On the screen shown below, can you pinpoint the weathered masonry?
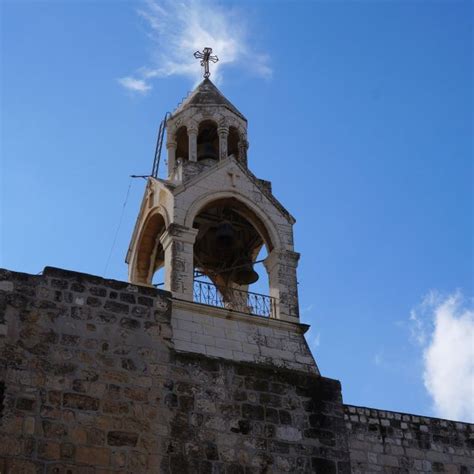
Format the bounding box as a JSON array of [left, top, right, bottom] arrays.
[[344, 405, 473, 473], [0, 267, 348, 473], [0, 268, 472, 473], [1, 59, 473, 473]]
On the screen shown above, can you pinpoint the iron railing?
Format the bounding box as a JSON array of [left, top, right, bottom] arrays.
[[193, 280, 276, 318]]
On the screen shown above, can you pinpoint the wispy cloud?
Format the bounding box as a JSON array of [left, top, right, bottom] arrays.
[[301, 304, 315, 315], [373, 351, 384, 367], [311, 332, 321, 348], [410, 291, 474, 422], [117, 76, 152, 94], [118, 0, 272, 93], [305, 325, 320, 354]]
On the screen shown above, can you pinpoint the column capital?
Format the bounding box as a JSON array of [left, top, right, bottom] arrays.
[[264, 249, 300, 271], [160, 224, 198, 249], [218, 126, 229, 136], [166, 141, 177, 149]]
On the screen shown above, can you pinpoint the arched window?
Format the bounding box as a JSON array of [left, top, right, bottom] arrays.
[[175, 126, 188, 161], [191, 198, 273, 316], [228, 126, 240, 160], [131, 213, 166, 285], [197, 120, 218, 162]]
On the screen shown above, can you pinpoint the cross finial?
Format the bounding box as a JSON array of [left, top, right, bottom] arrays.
[[193, 47, 219, 79]]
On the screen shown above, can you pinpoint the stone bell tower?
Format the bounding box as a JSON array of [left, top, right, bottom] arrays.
[[2, 48, 472, 474], [126, 48, 316, 373]]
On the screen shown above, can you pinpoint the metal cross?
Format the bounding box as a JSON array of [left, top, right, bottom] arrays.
[[193, 47, 219, 79]]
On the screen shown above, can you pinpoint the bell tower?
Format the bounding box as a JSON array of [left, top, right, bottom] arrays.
[[126, 50, 312, 374]]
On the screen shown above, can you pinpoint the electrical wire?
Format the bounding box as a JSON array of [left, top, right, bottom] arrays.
[[103, 177, 133, 277]]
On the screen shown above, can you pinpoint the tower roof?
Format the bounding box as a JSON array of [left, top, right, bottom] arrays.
[[173, 78, 246, 121]]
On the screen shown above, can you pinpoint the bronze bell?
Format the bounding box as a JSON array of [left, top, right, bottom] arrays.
[[215, 221, 234, 249], [197, 142, 218, 161], [232, 259, 259, 286]]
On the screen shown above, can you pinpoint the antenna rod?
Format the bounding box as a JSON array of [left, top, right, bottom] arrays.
[[152, 112, 171, 178]]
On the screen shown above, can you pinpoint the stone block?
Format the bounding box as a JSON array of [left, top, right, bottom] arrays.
[[38, 441, 61, 460], [224, 328, 247, 342], [23, 417, 35, 435], [173, 329, 192, 341], [379, 454, 399, 467], [311, 458, 336, 473], [16, 397, 36, 411], [0, 281, 14, 291], [260, 346, 293, 360], [192, 333, 215, 346], [107, 431, 138, 447], [241, 342, 260, 355], [63, 393, 100, 411], [232, 351, 255, 362], [212, 317, 234, 329], [76, 446, 110, 466], [242, 404, 264, 421], [206, 346, 234, 359], [42, 420, 67, 439], [174, 339, 206, 354], [177, 319, 203, 333], [276, 426, 302, 442], [214, 337, 242, 351]]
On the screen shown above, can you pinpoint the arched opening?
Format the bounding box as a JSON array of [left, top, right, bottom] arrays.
[[152, 267, 166, 289], [132, 213, 166, 286], [197, 120, 218, 162], [175, 126, 188, 161], [228, 126, 240, 160], [191, 198, 273, 316]]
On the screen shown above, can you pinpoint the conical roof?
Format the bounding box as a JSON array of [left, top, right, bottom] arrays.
[[173, 78, 246, 121]]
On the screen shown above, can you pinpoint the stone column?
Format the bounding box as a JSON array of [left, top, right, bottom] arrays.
[[264, 249, 300, 322], [166, 141, 177, 177], [239, 137, 249, 167], [160, 224, 198, 301], [218, 125, 229, 161], [188, 125, 198, 162]]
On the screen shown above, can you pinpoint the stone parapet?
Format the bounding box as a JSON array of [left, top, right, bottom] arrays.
[[171, 299, 318, 375], [344, 404, 474, 473]]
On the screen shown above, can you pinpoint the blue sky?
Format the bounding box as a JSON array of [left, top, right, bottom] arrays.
[[2, 0, 472, 421]]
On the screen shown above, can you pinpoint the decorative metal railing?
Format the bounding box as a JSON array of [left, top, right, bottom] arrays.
[[193, 280, 276, 318]]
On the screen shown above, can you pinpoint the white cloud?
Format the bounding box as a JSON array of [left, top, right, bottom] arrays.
[[118, 0, 271, 93], [373, 351, 383, 367], [410, 291, 474, 422], [305, 325, 320, 353], [117, 76, 152, 93], [301, 304, 314, 314], [311, 332, 321, 348]]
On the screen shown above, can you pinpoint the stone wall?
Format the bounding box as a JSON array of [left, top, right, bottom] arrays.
[[345, 405, 473, 473], [2, 266, 473, 473], [160, 352, 350, 473], [172, 300, 317, 375], [0, 267, 347, 473], [0, 266, 174, 473]]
